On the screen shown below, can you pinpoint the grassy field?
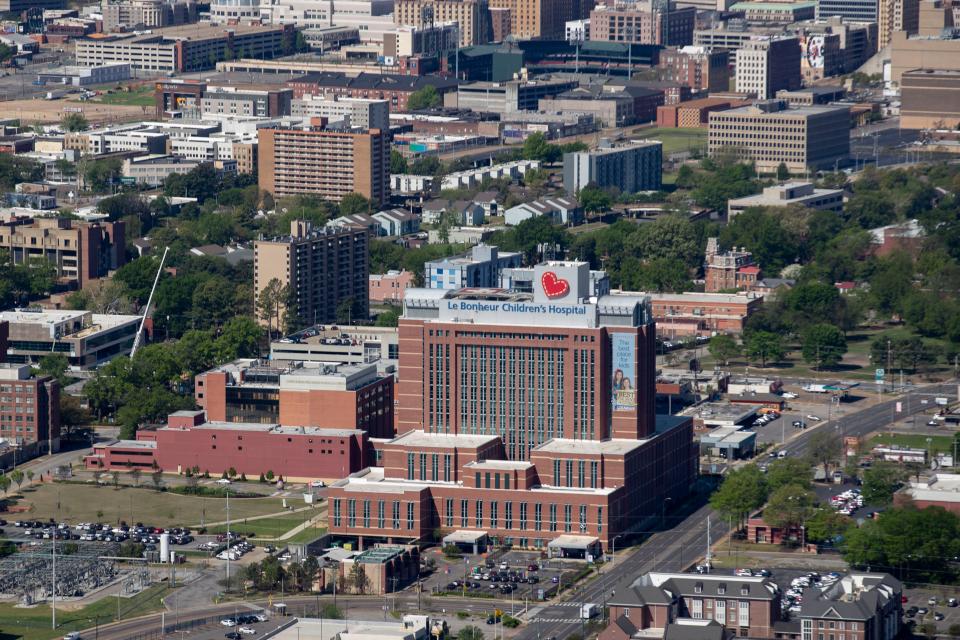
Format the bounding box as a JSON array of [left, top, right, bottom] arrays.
[[209, 511, 328, 543], [868, 433, 955, 455], [92, 85, 155, 107], [15, 483, 287, 528], [0, 584, 174, 640], [633, 128, 707, 155]]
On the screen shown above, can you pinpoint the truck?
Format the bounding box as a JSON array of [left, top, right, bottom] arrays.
[[45, 89, 67, 100], [580, 603, 599, 619], [802, 383, 830, 393]]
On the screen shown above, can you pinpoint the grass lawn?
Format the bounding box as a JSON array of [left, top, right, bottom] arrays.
[[868, 433, 955, 455], [0, 583, 174, 640], [209, 511, 328, 543], [632, 128, 707, 155], [92, 86, 154, 107], [16, 483, 287, 528]]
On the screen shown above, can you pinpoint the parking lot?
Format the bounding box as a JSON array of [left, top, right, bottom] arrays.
[[158, 610, 287, 640], [421, 548, 581, 602], [902, 586, 960, 635]]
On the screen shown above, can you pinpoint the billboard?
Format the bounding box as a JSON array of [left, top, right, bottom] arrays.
[[611, 333, 636, 411], [803, 35, 825, 69]]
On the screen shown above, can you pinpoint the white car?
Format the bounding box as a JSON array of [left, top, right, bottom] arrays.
[[782, 392, 799, 399], [255, 614, 268, 622], [310, 480, 326, 488], [806, 415, 822, 422], [217, 478, 232, 485], [221, 619, 237, 627], [239, 627, 257, 635]]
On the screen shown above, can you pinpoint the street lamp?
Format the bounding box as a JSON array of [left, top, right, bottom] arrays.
[[610, 534, 623, 566]]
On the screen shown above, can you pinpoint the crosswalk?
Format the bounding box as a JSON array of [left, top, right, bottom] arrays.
[[530, 618, 583, 623]]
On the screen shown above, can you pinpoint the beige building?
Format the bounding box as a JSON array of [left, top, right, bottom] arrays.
[[101, 0, 197, 31], [878, 0, 919, 48], [891, 0, 960, 83], [254, 220, 369, 328], [488, 0, 586, 39], [0, 217, 126, 287], [900, 68, 960, 129], [734, 36, 801, 99], [393, 0, 491, 46], [290, 95, 390, 131], [727, 181, 845, 216], [708, 100, 850, 172], [589, 1, 696, 46], [257, 125, 389, 206]]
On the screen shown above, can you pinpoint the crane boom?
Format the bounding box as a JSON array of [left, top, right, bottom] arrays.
[[130, 246, 169, 358]]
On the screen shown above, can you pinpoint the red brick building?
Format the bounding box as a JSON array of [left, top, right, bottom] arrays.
[[195, 359, 394, 439], [704, 238, 761, 293], [287, 72, 458, 112], [0, 363, 60, 456], [658, 47, 730, 93], [84, 410, 369, 481], [326, 261, 698, 551], [656, 98, 749, 128], [369, 270, 416, 304], [649, 292, 764, 338]]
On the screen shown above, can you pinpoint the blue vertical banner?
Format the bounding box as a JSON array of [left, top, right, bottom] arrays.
[[611, 333, 636, 411]]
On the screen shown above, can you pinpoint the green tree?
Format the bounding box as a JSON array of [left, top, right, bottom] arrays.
[[578, 184, 612, 213], [130, 468, 142, 487], [214, 317, 263, 362], [861, 463, 903, 506], [336, 297, 359, 324], [709, 465, 768, 532], [0, 475, 10, 496], [376, 307, 400, 327], [766, 457, 812, 492], [763, 484, 816, 534], [61, 112, 89, 132], [9, 469, 23, 493], [801, 323, 847, 369], [407, 85, 441, 110], [349, 561, 371, 594], [776, 162, 790, 181], [719, 208, 800, 273], [83, 157, 122, 193], [390, 150, 408, 174], [744, 331, 786, 367], [804, 509, 851, 544], [339, 192, 370, 216], [708, 334, 740, 366], [409, 156, 442, 176], [458, 626, 486, 640], [521, 132, 553, 162], [36, 353, 70, 387], [808, 429, 842, 480]]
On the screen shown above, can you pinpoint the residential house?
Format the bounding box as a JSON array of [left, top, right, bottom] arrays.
[[504, 197, 583, 226], [372, 209, 420, 237]]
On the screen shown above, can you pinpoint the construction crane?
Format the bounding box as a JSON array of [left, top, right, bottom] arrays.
[[130, 246, 169, 358]]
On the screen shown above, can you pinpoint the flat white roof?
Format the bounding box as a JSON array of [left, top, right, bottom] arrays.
[[389, 430, 500, 449], [443, 530, 489, 543], [547, 534, 599, 549], [534, 438, 647, 455]]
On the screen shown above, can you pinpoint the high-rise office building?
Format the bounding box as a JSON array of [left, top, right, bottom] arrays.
[[658, 46, 730, 93], [589, 1, 695, 46], [393, 0, 492, 45], [488, 0, 589, 39], [878, 0, 919, 47], [254, 220, 369, 328], [817, 0, 879, 23], [708, 100, 850, 172], [734, 36, 802, 99], [257, 123, 389, 206]]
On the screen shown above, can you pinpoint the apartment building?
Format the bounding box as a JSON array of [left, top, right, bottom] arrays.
[[257, 123, 389, 205], [101, 0, 197, 31], [735, 36, 802, 99], [165, 134, 258, 174], [0, 364, 60, 456], [64, 124, 168, 156], [0, 216, 125, 287], [75, 23, 293, 72], [563, 140, 662, 196], [708, 100, 850, 172], [589, 1, 696, 46], [658, 46, 730, 93], [291, 95, 390, 130], [393, 0, 492, 45], [370, 270, 415, 303], [254, 220, 369, 328]]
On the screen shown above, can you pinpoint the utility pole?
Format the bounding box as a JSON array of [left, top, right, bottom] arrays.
[[51, 531, 56, 629], [705, 516, 712, 572], [226, 486, 231, 591]]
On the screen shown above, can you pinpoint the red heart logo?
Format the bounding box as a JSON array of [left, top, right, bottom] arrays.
[[541, 271, 570, 299]]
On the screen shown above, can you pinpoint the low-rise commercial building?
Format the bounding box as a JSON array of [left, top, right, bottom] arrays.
[[270, 325, 399, 373], [288, 72, 458, 112], [85, 410, 369, 481], [0, 363, 60, 456], [728, 181, 844, 216], [195, 358, 394, 437], [897, 473, 960, 514], [0, 216, 125, 287], [121, 155, 203, 186], [647, 291, 764, 337], [656, 97, 748, 128], [35, 63, 131, 86], [0, 309, 140, 369], [425, 244, 522, 290], [731, 0, 816, 22], [75, 23, 294, 73], [775, 86, 846, 106], [708, 100, 850, 173], [563, 140, 662, 196], [453, 78, 579, 115], [370, 270, 416, 304], [900, 68, 960, 129], [200, 85, 292, 119]]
